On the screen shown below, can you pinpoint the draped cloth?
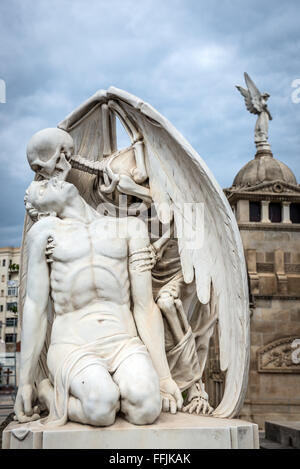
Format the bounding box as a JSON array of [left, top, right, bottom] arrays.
[[152, 239, 203, 392], [43, 334, 148, 427], [166, 327, 201, 392]]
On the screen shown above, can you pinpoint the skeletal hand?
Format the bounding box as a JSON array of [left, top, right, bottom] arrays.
[[183, 381, 214, 416], [183, 397, 214, 416]]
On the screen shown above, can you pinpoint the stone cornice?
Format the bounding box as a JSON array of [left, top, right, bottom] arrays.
[[244, 399, 300, 406], [225, 180, 300, 204], [0, 247, 20, 254], [226, 192, 300, 204], [238, 223, 300, 232], [225, 179, 300, 193], [254, 295, 300, 301]]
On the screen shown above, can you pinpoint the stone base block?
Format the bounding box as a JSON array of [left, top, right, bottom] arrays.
[[264, 421, 300, 449], [3, 413, 259, 449]]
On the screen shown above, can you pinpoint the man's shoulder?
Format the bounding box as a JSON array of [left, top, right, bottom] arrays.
[[27, 216, 58, 242]]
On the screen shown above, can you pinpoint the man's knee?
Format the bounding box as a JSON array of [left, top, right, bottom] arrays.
[[129, 389, 161, 425], [83, 385, 120, 427], [123, 380, 161, 425], [157, 292, 175, 312]]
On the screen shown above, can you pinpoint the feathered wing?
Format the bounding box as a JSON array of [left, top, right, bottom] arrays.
[[236, 73, 263, 115], [58, 89, 119, 208], [236, 86, 258, 115], [58, 89, 116, 161], [106, 87, 250, 418], [244, 72, 263, 114]]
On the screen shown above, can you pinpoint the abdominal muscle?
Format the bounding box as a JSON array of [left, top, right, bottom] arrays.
[[50, 300, 138, 347]]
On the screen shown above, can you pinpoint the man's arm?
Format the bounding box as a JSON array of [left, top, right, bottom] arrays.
[[14, 221, 51, 422], [127, 218, 183, 413]]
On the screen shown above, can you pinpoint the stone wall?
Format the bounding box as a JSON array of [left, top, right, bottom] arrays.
[[238, 227, 300, 428]]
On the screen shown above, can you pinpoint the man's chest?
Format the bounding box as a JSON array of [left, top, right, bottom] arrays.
[[50, 220, 128, 264]]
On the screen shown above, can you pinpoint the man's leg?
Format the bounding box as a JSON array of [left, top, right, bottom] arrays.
[[46, 344, 120, 427], [69, 362, 120, 426], [113, 354, 161, 425]]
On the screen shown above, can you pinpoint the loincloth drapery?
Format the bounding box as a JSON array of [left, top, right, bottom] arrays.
[[44, 334, 148, 427]]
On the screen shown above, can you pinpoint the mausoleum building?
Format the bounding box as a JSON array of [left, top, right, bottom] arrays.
[[225, 147, 300, 428]]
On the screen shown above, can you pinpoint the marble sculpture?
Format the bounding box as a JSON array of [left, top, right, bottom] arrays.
[[14, 88, 250, 427]]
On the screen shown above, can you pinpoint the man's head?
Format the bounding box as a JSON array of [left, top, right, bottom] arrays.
[[24, 178, 79, 221], [27, 128, 74, 181]]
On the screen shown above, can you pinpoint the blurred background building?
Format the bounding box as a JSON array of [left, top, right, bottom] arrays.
[[225, 149, 300, 428], [0, 247, 20, 395]]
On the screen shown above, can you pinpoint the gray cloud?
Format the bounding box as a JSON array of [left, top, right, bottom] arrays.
[[0, 0, 299, 246]]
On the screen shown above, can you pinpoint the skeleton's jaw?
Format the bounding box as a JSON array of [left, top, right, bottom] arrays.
[[52, 166, 70, 181], [37, 167, 70, 182], [37, 159, 72, 181]]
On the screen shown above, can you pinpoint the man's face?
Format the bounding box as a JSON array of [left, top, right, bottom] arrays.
[[29, 178, 79, 215]]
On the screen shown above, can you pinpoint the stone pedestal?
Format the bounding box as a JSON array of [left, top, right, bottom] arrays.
[[260, 421, 300, 449], [3, 413, 259, 449]]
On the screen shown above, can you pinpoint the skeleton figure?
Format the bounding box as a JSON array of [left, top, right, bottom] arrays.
[[26, 124, 151, 207], [27, 128, 74, 181]]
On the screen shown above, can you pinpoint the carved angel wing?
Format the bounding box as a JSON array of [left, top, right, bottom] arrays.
[[236, 72, 263, 115], [236, 86, 257, 115], [104, 87, 250, 419]]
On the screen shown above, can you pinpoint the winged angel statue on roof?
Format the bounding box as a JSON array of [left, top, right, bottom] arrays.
[[236, 72, 272, 153], [15, 88, 250, 427]]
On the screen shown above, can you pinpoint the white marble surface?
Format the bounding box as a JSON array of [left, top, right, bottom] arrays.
[[3, 413, 259, 449], [16, 87, 250, 432]]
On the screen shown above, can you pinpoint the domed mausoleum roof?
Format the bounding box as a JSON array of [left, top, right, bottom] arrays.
[[233, 152, 297, 188]]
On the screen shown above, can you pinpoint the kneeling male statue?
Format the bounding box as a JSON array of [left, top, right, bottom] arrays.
[[15, 177, 182, 426], [15, 87, 250, 426]]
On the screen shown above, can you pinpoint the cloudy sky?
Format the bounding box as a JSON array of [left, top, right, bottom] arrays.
[[0, 0, 299, 246]]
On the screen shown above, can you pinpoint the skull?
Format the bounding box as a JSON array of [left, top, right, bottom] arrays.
[[26, 128, 74, 181]]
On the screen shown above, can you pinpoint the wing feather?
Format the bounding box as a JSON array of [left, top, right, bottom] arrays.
[[244, 72, 263, 114], [236, 85, 259, 115]]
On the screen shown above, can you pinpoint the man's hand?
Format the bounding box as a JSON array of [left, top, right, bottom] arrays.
[[14, 384, 40, 423], [160, 377, 183, 414]]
